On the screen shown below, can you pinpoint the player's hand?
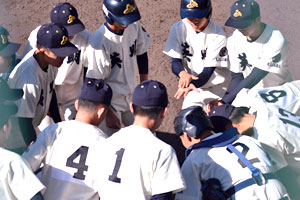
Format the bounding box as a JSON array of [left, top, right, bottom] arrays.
[[174, 83, 199, 99], [207, 99, 224, 114], [178, 71, 198, 88], [106, 107, 121, 129]]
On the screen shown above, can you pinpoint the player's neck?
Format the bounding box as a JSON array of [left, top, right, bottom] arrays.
[[133, 116, 158, 133], [247, 23, 266, 41], [75, 111, 98, 126], [33, 50, 49, 72]]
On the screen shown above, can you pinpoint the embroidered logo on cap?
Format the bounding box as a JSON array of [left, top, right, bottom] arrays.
[[123, 4, 135, 14], [67, 15, 76, 24], [187, 0, 198, 9], [60, 36, 68, 45], [233, 9, 242, 17], [1, 35, 7, 45]]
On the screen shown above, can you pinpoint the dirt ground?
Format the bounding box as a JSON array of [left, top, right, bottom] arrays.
[[1, 0, 299, 133]]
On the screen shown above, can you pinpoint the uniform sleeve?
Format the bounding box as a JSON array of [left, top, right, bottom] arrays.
[[86, 38, 111, 80], [227, 33, 242, 73], [80, 30, 91, 68], [12, 79, 39, 119], [257, 30, 288, 74], [9, 156, 45, 200], [136, 22, 152, 56], [163, 23, 184, 59], [151, 146, 185, 195], [204, 34, 228, 68], [22, 124, 59, 172]]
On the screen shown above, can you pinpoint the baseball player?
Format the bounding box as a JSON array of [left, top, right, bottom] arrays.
[[94, 80, 185, 199], [22, 78, 112, 200], [208, 0, 291, 111], [23, 2, 90, 122], [174, 105, 289, 199], [0, 79, 45, 200], [7, 23, 77, 150], [86, 0, 152, 136], [0, 26, 21, 80], [215, 104, 300, 199], [163, 0, 230, 110]]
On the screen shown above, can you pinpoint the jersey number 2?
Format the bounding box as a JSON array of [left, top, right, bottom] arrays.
[[66, 146, 89, 180]]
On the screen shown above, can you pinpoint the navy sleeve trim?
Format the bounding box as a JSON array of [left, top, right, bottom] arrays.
[[222, 67, 268, 104], [191, 67, 216, 88], [137, 52, 148, 74], [151, 192, 173, 200], [171, 57, 184, 77]]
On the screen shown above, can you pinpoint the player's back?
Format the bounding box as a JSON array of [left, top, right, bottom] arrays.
[[177, 134, 288, 199], [95, 125, 185, 200], [22, 120, 107, 200]]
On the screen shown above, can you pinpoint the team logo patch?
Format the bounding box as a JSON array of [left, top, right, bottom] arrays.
[[1, 35, 7, 45], [123, 4, 135, 14], [233, 9, 242, 18], [219, 47, 228, 57], [60, 36, 68, 45], [272, 53, 281, 63], [67, 15, 76, 24], [187, 0, 198, 8]]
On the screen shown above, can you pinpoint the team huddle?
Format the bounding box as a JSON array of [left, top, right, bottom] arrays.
[[0, 0, 298, 199]]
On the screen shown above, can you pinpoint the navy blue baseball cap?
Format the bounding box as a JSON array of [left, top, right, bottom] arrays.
[[50, 2, 85, 36], [180, 0, 212, 19], [225, 0, 260, 29], [37, 23, 78, 57], [132, 80, 168, 107], [208, 104, 235, 132], [79, 78, 112, 106], [0, 78, 23, 101], [0, 26, 21, 57]]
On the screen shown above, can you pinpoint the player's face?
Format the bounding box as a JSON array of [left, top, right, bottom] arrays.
[[111, 22, 129, 33], [186, 17, 209, 32], [44, 50, 65, 67], [0, 55, 12, 73]]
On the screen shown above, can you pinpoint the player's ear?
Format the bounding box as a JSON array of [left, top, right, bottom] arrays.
[[74, 99, 79, 111], [129, 102, 134, 114], [160, 107, 168, 119], [96, 105, 106, 119]]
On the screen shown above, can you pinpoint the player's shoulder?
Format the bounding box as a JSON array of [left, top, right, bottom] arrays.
[[90, 25, 107, 49], [73, 29, 91, 43], [207, 20, 226, 35], [263, 24, 286, 47]]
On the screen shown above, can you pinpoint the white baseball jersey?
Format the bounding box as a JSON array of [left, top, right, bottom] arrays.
[[22, 120, 107, 200], [23, 26, 91, 120], [0, 147, 45, 200], [163, 19, 231, 109], [175, 133, 288, 200], [8, 50, 58, 127], [254, 106, 300, 173], [227, 24, 290, 89], [94, 125, 185, 199], [86, 22, 152, 112], [239, 80, 300, 115]]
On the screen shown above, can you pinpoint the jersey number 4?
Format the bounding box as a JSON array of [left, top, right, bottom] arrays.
[[66, 146, 89, 180]]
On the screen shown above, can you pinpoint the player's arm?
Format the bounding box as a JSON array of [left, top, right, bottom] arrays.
[[137, 52, 148, 83], [221, 67, 268, 104], [171, 57, 198, 88], [18, 117, 36, 146], [48, 90, 62, 122], [190, 67, 216, 88], [151, 192, 173, 200]]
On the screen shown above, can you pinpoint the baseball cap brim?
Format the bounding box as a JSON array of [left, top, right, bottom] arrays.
[[112, 8, 141, 26], [0, 42, 21, 57], [225, 17, 253, 29], [180, 7, 209, 19], [49, 42, 78, 57], [64, 19, 85, 36]]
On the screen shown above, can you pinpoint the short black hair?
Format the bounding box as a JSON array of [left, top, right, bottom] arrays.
[[78, 98, 106, 113], [229, 107, 250, 124], [131, 104, 164, 119]]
